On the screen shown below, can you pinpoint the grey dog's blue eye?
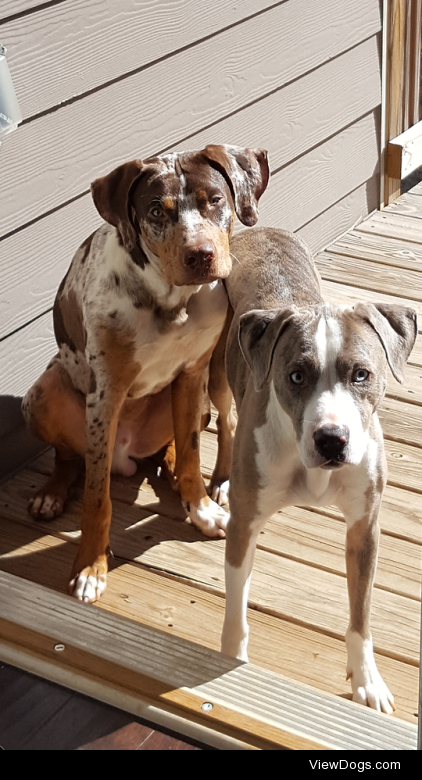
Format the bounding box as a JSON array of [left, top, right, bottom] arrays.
[[353, 369, 369, 383], [290, 371, 304, 385]]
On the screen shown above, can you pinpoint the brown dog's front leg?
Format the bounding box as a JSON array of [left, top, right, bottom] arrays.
[[171, 356, 229, 537], [344, 505, 395, 713], [69, 385, 126, 602]]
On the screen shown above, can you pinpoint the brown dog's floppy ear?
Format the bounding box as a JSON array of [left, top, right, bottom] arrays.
[[354, 303, 418, 383], [91, 160, 144, 252], [203, 145, 270, 226], [239, 308, 295, 392]]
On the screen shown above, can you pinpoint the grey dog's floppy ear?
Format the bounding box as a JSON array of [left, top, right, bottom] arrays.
[[91, 160, 145, 252], [239, 308, 295, 392], [353, 303, 417, 383], [203, 144, 270, 226]]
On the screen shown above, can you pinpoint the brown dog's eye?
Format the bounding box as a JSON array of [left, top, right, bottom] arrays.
[[150, 206, 164, 218], [210, 195, 223, 206]]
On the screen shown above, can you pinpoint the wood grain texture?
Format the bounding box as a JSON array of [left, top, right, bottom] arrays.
[[297, 176, 379, 255], [1, 446, 420, 664], [0, 311, 56, 397], [0, 38, 381, 338], [330, 225, 422, 272], [385, 191, 422, 220], [316, 250, 422, 302], [0, 197, 101, 339], [258, 112, 380, 234], [0, 0, 381, 237], [321, 279, 422, 332], [0, 0, 53, 19], [0, 572, 417, 748], [2, 0, 281, 119], [2, 457, 421, 602], [0, 446, 420, 724], [358, 209, 422, 243]]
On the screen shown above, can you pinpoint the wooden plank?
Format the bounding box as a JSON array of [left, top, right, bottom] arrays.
[[408, 179, 422, 196], [385, 192, 422, 220], [328, 226, 422, 272], [10, 439, 422, 547], [1, 458, 420, 664], [316, 250, 422, 302], [378, 396, 422, 449], [0, 38, 381, 338], [296, 176, 379, 255], [384, 0, 407, 204], [259, 112, 380, 234], [0, 0, 381, 237], [2, 0, 276, 119], [320, 278, 422, 326], [403, 0, 421, 129], [0, 505, 419, 724], [2, 0, 381, 122], [0, 572, 417, 748], [2, 453, 421, 602], [357, 209, 422, 244]]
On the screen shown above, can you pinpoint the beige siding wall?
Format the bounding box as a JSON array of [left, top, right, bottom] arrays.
[[0, 0, 382, 479]]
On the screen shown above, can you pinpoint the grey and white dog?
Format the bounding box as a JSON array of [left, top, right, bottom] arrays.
[[218, 227, 417, 713]]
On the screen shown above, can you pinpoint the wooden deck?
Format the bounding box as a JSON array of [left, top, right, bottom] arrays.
[[0, 184, 421, 749]]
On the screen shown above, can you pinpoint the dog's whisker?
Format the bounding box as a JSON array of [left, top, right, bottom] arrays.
[[230, 252, 240, 265]]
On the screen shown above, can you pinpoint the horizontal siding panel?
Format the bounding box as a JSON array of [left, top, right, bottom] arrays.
[[0, 198, 101, 339], [0, 39, 381, 337], [0, 0, 45, 19], [297, 175, 379, 254], [258, 111, 380, 233], [3, 0, 277, 119], [0, 0, 381, 236], [0, 311, 56, 397]]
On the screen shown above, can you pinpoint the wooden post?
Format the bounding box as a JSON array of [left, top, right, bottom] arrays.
[[382, 0, 422, 207], [384, 0, 407, 206]]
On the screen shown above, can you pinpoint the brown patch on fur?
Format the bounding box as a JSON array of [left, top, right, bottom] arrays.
[[162, 196, 174, 210], [346, 518, 380, 637], [80, 232, 95, 263], [54, 282, 86, 353]]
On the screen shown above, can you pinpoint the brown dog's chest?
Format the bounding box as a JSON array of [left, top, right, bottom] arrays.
[[128, 282, 228, 396]]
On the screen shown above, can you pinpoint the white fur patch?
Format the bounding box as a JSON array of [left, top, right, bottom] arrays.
[[70, 572, 107, 603], [346, 629, 395, 713], [184, 497, 229, 537]]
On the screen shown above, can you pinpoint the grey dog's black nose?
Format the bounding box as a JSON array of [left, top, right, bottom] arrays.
[[313, 425, 349, 462]]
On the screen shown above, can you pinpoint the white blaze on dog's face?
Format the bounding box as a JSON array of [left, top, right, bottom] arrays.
[[132, 156, 235, 286], [240, 301, 416, 472], [295, 311, 385, 468], [91, 146, 269, 288], [270, 305, 389, 470]]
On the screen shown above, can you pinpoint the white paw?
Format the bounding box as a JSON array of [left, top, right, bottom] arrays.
[[221, 626, 249, 662], [69, 571, 107, 603], [346, 631, 395, 714], [183, 496, 229, 537], [211, 479, 230, 506]]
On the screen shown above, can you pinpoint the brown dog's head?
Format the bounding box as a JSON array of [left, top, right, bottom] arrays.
[[91, 145, 269, 286]]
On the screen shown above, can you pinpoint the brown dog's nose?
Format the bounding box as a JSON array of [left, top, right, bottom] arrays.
[[313, 425, 349, 462], [183, 243, 215, 271]]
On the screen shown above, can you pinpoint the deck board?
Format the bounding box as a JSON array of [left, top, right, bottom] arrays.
[[0, 185, 421, 745]]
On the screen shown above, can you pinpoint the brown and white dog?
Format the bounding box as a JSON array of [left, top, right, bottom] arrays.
[[219, 227, 417, 712], [22, 145, 269, 603]]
